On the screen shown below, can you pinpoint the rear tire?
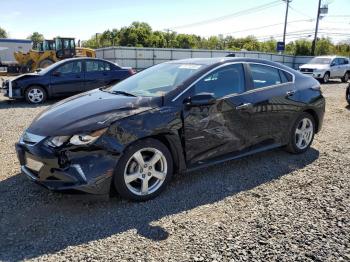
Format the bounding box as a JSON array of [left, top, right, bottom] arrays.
[[341, 72, 349, 83], [322, 72, 330, 84], [25, 86, 47, 104], [285, 112, 315, 154], [113, 138, 173, 201]]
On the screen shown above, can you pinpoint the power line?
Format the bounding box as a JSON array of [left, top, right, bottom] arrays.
[[223, 19, 313, 36], [289, 6, 314, 19], [170, 0, 282, 30]]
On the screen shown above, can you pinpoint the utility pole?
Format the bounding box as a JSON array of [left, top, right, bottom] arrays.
[[311, 0, 322, 56], [282, 0, 291, 45], [163, 29, 174, 48]]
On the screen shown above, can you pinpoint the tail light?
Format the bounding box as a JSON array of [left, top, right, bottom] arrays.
[[128, 68, 136, 75]]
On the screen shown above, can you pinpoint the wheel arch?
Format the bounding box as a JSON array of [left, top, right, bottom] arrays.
[[303, 109, 320, 133], [147, 133, 186, 175], [118, 132, 186, 175], [23, 84, 49, 97]]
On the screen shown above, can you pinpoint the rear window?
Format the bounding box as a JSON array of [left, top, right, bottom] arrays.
[[250, 64, 281, 89], [86, 61, 111, 72], [279, 70, 293, 83]]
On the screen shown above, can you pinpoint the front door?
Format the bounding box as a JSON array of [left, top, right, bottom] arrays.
[[50, 60, 84, 95], [182, 63, 251, 165]]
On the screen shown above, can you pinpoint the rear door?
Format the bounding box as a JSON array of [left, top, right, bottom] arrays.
[[84, 60, 116, 91], [338, 58, 348, 77], [50, 60, 84, 95], [241, 63, 297, 147], [331, 58, 342, 77]]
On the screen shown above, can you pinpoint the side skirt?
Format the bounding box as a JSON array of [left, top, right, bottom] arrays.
[[186, 143, 282, 172]]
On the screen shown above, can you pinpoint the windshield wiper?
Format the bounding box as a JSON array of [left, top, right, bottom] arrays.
[[103, 89, 137, 97]]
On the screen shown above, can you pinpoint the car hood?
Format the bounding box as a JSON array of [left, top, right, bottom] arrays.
[[27, 89, 161, 136], [300, 64, 329, 70], [12, 73, 39, 82]]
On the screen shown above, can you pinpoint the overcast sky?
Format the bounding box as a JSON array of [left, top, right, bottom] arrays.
[[1, 0, 349, 43]]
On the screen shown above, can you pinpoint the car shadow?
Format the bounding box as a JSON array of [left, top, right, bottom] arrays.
[[0, 148, 320, 261]]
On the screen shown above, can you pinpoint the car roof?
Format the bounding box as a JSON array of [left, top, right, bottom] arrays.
[[166, 57, 294, 71], [314, 55, 347, 59]]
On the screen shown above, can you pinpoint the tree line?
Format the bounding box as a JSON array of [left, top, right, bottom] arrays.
[[81, 22, 350, 56], [1, 23, 349, 56]]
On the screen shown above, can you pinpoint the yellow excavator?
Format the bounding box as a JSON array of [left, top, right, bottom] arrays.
[[14, 37, 95, 72]]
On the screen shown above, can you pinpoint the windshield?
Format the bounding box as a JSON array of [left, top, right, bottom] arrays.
[[308, 57, 332, 64], [104, 63, 204, 97]]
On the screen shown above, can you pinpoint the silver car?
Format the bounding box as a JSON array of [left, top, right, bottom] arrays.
[[299, 56, 350, 83]]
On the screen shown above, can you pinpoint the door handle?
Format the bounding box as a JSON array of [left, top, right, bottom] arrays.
[[286, 90, 296, 96], [235, 103, 252, 110]]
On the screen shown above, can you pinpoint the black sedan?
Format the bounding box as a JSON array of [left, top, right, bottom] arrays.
[[1, 58, 135, 104], [15, 57, 325, 201]]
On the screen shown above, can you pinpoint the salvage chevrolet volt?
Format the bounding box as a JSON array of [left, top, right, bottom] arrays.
[[16, 57, 325, 201]]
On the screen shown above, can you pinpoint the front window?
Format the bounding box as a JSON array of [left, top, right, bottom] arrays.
[[54, 61, 82, 74], [308, 57, 332, 65], [193, 64, 245, 98], [105, 63, 204, 97]]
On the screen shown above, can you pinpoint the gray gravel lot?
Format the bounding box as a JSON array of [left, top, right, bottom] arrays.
[[0, 79, 349, 262]]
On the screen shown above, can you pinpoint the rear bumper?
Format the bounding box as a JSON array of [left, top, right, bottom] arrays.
[[15, 138, 120, 195]]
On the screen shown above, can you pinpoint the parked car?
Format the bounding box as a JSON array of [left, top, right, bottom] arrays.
[[16, 57, 325, 201], [1, 58, 135, 103], [299, 56, 350, 83], [346, 84, 350, 105]]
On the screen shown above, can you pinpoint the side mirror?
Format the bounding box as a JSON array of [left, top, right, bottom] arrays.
[[52, 71, 61, 77], [184, 93, 216, 107]]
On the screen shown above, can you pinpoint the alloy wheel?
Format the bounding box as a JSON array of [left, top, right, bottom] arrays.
[[124, 147, 167, 196], [28, 88, 44, 103], [295, 118, 314, 150]]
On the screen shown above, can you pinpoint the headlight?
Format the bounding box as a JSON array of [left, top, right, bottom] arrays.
[[47, 136, 70, 147], [69, 128, 107, 146], [46, 128, 107, 148]]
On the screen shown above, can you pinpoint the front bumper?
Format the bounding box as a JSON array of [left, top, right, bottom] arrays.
[[300, 71, 325, 79], [1, 80, 22, 98], [15, 135, 120, 194]]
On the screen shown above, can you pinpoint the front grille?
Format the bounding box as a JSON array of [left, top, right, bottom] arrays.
[[1, 80, 9, 89], [300, 68, 314, 73]]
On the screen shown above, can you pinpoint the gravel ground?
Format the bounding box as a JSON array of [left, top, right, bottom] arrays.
[[0, 79, 349, 262]]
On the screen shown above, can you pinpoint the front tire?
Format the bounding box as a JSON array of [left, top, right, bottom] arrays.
[[25, 86, 47, 104], [346, 86, 350, 105], [341, 72, 349, 83], [322, 72, 330, 84], [285, 113, 315, 154], [113, 138, 173, 201]]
